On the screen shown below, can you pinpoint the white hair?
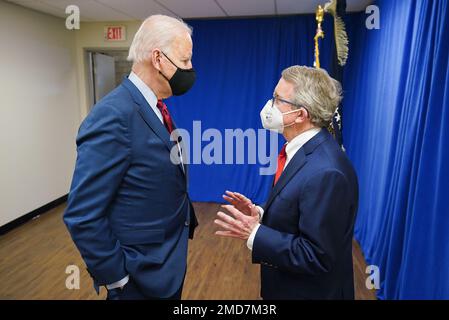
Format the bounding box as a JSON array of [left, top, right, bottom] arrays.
[[128, 15, 192, 64], [282, 66, 342, 127]]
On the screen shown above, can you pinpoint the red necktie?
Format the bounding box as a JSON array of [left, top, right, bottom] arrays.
[[274, 144, 287, 185], [156, 100, 174, 134]]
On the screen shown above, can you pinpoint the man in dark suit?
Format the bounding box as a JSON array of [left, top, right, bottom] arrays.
[[64, 15, 198, 300], [216, 66, 358, 300]]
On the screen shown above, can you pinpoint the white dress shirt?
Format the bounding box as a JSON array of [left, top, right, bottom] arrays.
[[247, 127, 321, 250], [128, 71, 162, 123]]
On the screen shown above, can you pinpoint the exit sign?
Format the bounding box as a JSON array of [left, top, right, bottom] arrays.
[[104, 26, 126, 41]]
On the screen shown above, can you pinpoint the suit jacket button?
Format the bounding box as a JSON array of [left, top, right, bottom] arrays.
[[185, 221, 189, 227]]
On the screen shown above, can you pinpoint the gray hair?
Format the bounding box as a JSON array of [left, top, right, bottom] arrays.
[[128, 15, 192, 64], [282, 66, 342, 127]]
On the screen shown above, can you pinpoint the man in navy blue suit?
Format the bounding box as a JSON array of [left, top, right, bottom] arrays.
[[64, 15, 198, 300], [216, 66, 359, 300]]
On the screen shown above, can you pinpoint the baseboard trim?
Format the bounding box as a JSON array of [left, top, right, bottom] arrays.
[[0, 194, 68, 236]]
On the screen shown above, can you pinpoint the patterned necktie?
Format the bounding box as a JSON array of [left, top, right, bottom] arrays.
[[156, 100, 174, 134], [274, 144, 287, 185]]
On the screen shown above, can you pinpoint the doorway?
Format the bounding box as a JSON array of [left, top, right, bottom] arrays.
[[86, 50, 132, 109]]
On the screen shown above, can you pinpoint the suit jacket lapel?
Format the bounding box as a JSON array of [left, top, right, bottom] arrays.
[[264, 148, 307, 212], [263, 129, 331, 212], [122, 78, 186, 178]]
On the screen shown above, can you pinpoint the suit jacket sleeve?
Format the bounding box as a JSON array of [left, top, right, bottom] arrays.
[[252, 169, 350, 275], [63, 104, 130, 286]]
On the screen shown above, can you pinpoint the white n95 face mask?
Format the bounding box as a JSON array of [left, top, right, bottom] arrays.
[[260, 99, 300, 134]]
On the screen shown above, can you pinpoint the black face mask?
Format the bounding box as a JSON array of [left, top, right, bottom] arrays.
[[160, 52, 196, 96]]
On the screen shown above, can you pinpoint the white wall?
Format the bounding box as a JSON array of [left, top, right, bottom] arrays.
[[0, 1, 80, 226]]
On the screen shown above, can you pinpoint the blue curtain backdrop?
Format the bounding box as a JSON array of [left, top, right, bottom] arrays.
[[164, 1, 449, 299], [343, 0, 449, 299], [167, 16, 335, 204]]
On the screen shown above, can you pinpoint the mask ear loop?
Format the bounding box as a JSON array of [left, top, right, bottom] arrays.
[[282, 108, 308, 128], [159, 69, 171, 82], [155, 50, 171, 82]]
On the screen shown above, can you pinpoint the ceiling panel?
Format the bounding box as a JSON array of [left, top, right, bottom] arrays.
[[158, 0, 227, 18], [277, 0, 327, 15], [277, 0, 373, 14], [7, 0, 73, 19], [9, 0, 134, 21], [346, 0, 373, 12], [40, 0, 135, 21], [7, 0, 374, 21], [217, 0, 275, 16], [95, 0, 176, 20]]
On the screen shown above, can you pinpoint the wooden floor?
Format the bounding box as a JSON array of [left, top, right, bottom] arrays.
[[0, 202, 376, 300]]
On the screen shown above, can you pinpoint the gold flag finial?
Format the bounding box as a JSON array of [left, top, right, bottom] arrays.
[[314, 5, 325, 69]]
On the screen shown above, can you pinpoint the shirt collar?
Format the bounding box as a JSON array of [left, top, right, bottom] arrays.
[[128, 71, 162, 122], [285, 127, 321, 162]]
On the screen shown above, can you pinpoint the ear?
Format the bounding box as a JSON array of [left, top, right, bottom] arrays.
[[294, 109, 308, 123], [151, 49, 163, 70]]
